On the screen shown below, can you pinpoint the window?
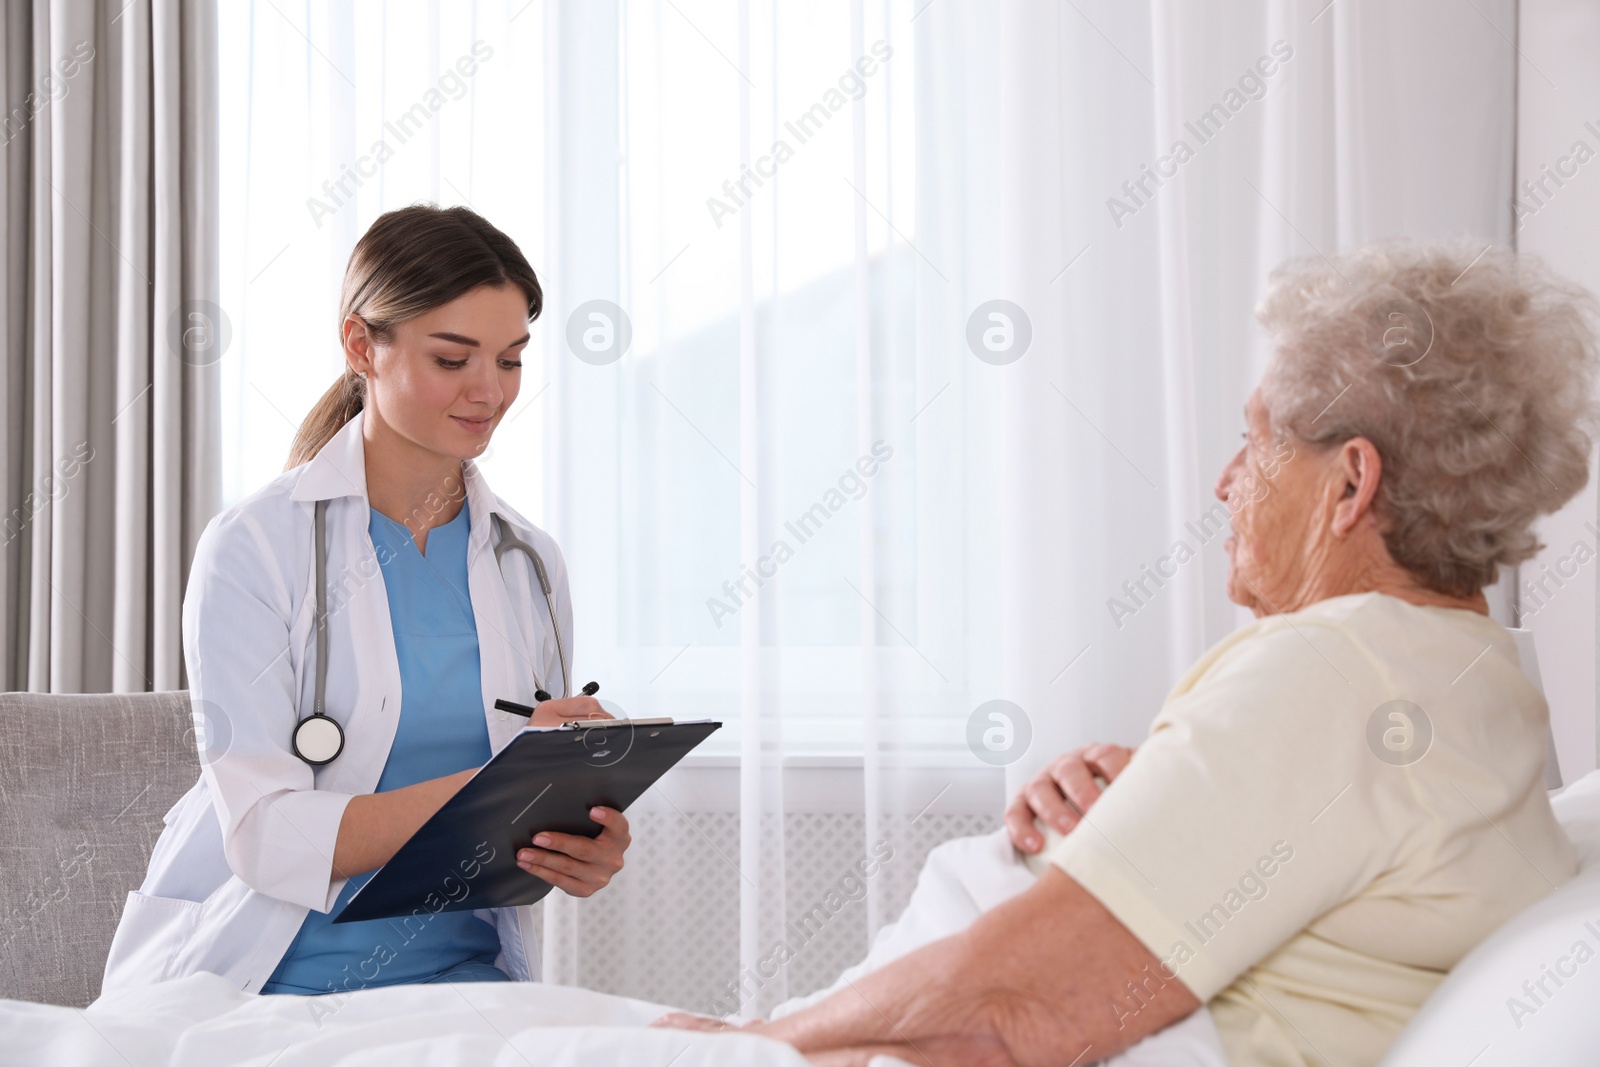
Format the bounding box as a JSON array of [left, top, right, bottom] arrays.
[[220, 0, 1001, 759]]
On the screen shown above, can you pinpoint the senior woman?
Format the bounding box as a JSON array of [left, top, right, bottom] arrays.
[[662, 240, 1596, 1066]]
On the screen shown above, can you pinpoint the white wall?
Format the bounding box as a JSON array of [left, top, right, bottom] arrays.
[[1517, 0, 1600, 784]]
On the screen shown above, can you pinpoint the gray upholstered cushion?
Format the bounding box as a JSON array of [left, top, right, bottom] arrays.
[[0, 690, 201, 1007]]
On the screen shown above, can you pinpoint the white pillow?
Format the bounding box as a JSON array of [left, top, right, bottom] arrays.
[[1380, 769, 1600, 1066]]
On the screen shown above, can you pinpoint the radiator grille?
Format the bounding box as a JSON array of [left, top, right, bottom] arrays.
[[534, 808, 998, 1013]]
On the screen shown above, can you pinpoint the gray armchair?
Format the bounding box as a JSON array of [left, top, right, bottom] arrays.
[[0, 690, 200, 1007]]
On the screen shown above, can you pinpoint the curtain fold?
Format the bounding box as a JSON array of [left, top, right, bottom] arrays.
[[1, 0, 220, 694]]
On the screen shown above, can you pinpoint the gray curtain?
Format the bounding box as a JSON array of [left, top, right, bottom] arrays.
[[1, 0, 219, 693]]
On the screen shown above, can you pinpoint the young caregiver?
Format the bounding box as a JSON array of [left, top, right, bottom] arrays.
[[101, 204, 629, 995]]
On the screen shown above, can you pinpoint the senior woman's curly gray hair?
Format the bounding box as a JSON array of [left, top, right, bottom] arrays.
[[1257, 239, 1600, 598]]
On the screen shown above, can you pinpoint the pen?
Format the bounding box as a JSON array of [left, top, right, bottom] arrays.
[[496, 681, 601, 719]]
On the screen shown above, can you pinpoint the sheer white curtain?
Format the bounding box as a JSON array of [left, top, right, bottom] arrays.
[[995, 0, 1517, 795], [502, 0, 1010, 1010], [1512, 0, 1600, 784], [220, 0, 1515, 1014]]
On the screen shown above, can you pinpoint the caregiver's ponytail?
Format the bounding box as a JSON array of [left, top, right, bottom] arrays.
[[284, 203, 543, 470], [286, 369, 367, 471]]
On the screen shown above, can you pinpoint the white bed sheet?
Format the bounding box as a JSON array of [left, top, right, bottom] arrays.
[[0, 976, 806, 1067]]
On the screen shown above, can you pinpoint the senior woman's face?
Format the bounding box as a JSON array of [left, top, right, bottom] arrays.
[[1213, 387, 1317, 615]]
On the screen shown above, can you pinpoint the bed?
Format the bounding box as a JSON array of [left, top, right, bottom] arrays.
[[3, 692, 1598, 1066]]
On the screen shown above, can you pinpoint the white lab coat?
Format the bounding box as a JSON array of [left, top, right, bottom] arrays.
[[100, 407, 571, 996]]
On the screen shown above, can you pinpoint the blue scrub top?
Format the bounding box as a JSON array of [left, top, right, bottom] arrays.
[[262, 500, 511, 995]]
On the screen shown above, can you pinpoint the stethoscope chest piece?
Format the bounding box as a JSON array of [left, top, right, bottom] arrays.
[[292, 713, 345, 766]]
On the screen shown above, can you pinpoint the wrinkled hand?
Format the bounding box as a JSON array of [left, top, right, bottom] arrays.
[[650, 1011, 757, 1032], [518, 805, 630, 897], [1004, 743, 1136, 853]]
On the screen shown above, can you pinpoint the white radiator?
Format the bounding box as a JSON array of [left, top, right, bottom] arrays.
[[532, 759, 1004, 1014]]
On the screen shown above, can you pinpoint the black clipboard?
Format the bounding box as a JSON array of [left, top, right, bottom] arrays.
[[332, 718, 721, 923]]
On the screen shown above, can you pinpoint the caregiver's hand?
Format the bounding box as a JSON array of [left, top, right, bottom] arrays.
[[1004, 742, 1136, 854], [527, 695, 611, 728], [518, 806, 630, 897]]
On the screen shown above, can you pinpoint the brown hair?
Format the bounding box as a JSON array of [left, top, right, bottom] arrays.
[[284, 203, 543, 470]]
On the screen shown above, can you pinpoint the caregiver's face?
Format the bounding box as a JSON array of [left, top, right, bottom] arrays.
[[1213, 387, 1310, 615], [356, 282, 529, 462]]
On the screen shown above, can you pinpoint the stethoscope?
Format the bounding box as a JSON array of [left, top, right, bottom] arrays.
[[291, 498, 583, 766]]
